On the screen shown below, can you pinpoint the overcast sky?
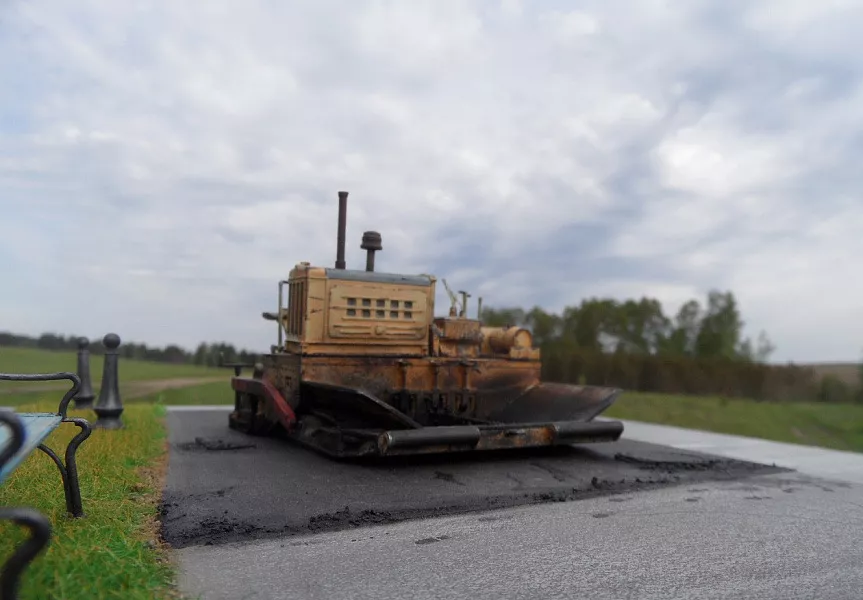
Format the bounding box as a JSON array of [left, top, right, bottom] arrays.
[[1, 0, 862, 363]]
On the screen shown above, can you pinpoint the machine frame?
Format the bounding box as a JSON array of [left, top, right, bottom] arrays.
[[228, 191, 624, 459]]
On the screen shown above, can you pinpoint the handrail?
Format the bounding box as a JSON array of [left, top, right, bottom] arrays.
[[0, 372, 82, 419]]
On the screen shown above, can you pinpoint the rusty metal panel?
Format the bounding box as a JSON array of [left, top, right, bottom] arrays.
[[297, 355, 543, 426], [293, 354, 617, 431], [262, 352, 301, 409], [302, 267, 328, 345], [482, 381, 621, 423], [299, 356, 540, 397], [434, 317, 483, 358], [434, 318, 482, 341], [231, 376, 297, 430]]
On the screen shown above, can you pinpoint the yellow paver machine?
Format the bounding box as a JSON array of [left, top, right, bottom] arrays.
[[227, 191, 624, 458]]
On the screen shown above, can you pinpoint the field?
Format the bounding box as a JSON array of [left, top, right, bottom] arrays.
[[0, 347, 223, 380], [0, 379, 235, 409], [606, 392, 863, 453], [805, 361, 862, 386], [0, 347, 228, 404]]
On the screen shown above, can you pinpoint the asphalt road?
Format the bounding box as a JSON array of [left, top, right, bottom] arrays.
[[161, 410, 784, 548], [176, 469, 863, 600], [164, 409, 863, 599]]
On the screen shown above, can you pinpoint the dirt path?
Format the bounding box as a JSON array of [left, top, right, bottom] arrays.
[[0, 376, 228, 397]]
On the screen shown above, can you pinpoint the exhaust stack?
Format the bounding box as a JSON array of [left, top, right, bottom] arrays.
[[335, 191, 348, 270]]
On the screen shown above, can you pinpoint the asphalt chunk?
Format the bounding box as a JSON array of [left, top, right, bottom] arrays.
[[176, 437, 257, 452]]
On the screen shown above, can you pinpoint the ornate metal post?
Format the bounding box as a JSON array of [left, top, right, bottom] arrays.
[[73, 337, 95, 409], [93, 333, 124, 429]]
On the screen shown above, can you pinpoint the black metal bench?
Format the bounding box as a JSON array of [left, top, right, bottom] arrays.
[[0, 372, 92, 600]]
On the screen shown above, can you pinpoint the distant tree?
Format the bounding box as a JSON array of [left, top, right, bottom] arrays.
[[560, 298, 617, 351], [475, 288, 772, 364], [694, 291, 744, 360], [163, 344, 187, 364], [0, 330, 260, 368], [523, 306, 561, 346], [193, 343, 209, 365], [753, 331, 776, 362], [737, 338, 754, 361], [608, 297, 671, 354], [659, 299, 701, 356]]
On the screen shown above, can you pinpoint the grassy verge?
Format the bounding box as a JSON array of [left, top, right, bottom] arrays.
[[0, 382, 234, 599], [0, 346, 221, 383], [607, 391, 863, 453], [0, 401, 182, 600]]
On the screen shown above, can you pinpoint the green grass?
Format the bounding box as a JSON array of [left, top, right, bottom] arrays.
[[0, 401, 182, 600], [0, 347, 221, 382], [142, 381, 235, 406], [0, 380, 234, 409], [607, 391, 863, 453], [0, 383, 234, 599]]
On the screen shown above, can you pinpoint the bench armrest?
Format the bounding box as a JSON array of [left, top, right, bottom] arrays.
[[0, 372, 81, 419]]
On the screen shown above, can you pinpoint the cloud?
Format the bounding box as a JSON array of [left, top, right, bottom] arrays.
[[1, 0, 862, 362]]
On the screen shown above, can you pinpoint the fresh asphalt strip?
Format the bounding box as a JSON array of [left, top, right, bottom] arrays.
[[160, 408, 786, 548]]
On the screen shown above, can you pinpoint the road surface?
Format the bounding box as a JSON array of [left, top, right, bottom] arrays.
[[163, 407, 863, 599]]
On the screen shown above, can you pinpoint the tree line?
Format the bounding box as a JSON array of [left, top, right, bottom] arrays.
[[481, 290, 775, 361], [0, 331, 259, 367], [2, 288, 860, 402], [480, 289, 859, 403]]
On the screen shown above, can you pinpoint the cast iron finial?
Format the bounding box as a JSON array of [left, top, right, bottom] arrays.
[[94, 333, 124, 429], [73, 336, 95, 409]]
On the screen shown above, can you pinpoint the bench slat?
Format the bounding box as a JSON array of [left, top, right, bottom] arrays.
[[0, 414, 63, 483]]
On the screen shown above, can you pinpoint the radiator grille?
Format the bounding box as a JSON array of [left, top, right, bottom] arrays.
[[286, 279, 306, 336]]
